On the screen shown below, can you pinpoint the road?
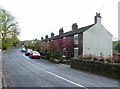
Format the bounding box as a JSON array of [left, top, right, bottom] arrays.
[[0, 50, 2, 88], [2, 48, 119, 88]]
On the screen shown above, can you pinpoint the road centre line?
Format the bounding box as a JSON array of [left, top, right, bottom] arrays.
[[46, 70, 87, 88], [21, 51, 86, 88]]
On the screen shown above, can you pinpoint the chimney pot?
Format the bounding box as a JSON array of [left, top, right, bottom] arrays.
[[94, 12, 102, 24], [51, 32, 54, 38], [72, 23, 78, 30], [41, 37, 43, 41], [45, 35, 48, 39], [59, 27, 64, 35]]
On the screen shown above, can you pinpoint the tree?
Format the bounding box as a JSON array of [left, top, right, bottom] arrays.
[[115, 41, 120, 53], [113, 41, 120, 53], [0, 8, 20, 50], [0, 39, 1, 49], [24, 39, 45, 53], [48, 40, 59, 53]]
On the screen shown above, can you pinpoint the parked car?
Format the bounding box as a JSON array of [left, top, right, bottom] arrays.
[[29, 51, 41, 59], [21, 47, 26, 52], [25, 49, 33, 56]]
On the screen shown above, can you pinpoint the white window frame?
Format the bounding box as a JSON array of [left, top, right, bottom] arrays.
[[74, 34, 78, 44], [63, 48, 66, 57], [63, 37, 66, 40], [74, 47, 79, 58]]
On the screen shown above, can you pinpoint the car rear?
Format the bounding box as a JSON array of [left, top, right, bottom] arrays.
[[29, 51, 41, 59]]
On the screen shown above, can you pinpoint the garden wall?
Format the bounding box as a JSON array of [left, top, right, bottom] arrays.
[[70, 59, 120, 80]]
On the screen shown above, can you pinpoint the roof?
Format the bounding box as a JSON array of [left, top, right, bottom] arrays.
[[43, 24, 95, 41], [101, 25, 113, 36]]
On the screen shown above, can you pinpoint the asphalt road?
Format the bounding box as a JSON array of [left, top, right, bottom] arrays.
[[2, 48, 119, 88], [0, 50, 2, 88]]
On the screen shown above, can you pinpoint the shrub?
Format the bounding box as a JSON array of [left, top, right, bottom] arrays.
[[105, 59, 114, 63], [114, 59, 120, 63], [44, 53, 51, 60], [99, 58, 105, 62], [93, 57, 98, 61], [80, 54, 115, 63]]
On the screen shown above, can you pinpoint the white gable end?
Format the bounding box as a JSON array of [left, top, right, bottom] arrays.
[[83, 23, 112, 57]]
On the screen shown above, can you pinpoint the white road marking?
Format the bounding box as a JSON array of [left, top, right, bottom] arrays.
[[46, 71, 86, 88], [22, 54, 30, 60]]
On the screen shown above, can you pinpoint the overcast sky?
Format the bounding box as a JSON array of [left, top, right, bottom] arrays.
[[0, 0, 119, 41]]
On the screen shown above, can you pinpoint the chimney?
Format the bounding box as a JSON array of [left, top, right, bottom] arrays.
[[94, 12, 102, 24], [72, 23, 78, 30], [59, 27, 64, 35], [45, 35, 48, 39], [51, 32, 54, 38], [41, 37, 43, 41]]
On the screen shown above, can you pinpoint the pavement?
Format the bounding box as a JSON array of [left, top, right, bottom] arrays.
[[2, 48, 119, 88]]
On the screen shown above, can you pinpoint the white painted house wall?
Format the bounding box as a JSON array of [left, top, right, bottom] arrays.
[[83, 18, 112, 57]]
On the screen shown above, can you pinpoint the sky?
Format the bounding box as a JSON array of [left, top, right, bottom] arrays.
[[0, 0, 119, 41]]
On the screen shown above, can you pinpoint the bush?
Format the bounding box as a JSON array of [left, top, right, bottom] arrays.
[[51, 53, 59, 59], [105, 59, 113, 63], [114, 59, 120, 63], [2, 38, 13, 50], [93, 57, 98, 61], [99, 59, 105, 62], [44, 53, 51, 60]]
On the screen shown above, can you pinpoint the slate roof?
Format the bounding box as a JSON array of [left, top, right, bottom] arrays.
[[43, 24, 95, 41]]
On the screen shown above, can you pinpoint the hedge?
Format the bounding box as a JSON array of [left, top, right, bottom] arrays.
[[70, 59, 120, 80]]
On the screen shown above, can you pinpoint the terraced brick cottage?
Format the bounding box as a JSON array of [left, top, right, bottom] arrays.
[[42, 13, 112, 59]]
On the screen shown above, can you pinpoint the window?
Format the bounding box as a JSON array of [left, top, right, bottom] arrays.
[[63, 37, 66, 41], [74, 34, 78, 44], [74, 47, 79, 58], [63, 48, 66, 56], [63, 37, 66, 47]]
